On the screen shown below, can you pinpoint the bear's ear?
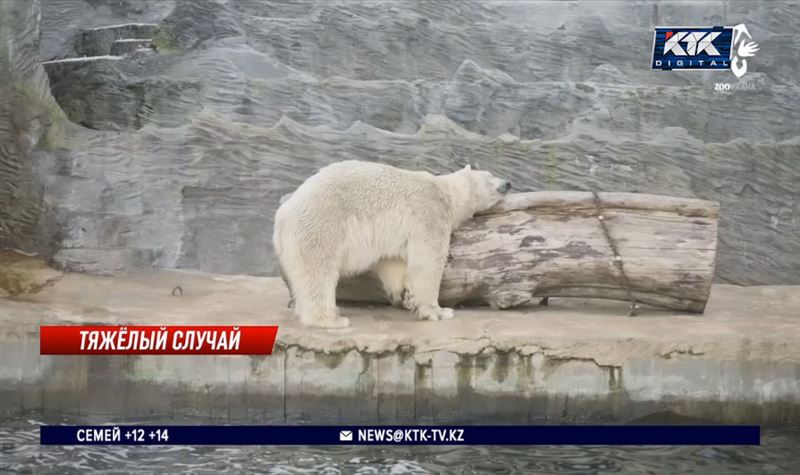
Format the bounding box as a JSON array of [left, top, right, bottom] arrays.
[[473, 162, 480, 170], [462, 164, 471, 171]]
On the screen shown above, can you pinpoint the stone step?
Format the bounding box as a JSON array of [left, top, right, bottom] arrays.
[[41, 55, 122, 67], [75, 23, 158, 56], [109, 38, 154, 56]]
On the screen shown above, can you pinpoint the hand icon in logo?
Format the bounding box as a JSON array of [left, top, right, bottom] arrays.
[[730, 24, 759, 78], [737, 41, 760, 58]]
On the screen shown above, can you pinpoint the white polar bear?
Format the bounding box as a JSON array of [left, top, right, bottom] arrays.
[[273, 160, 511, 328]]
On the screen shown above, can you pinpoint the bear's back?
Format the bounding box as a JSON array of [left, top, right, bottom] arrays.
[[293, 161, 449, 219]]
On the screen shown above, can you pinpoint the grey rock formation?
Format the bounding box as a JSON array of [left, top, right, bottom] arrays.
[[2, 0, 799, 285], [0, 0, 61, 254]]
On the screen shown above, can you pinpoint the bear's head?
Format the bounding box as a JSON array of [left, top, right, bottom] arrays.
[[458, 164, 511, 214]]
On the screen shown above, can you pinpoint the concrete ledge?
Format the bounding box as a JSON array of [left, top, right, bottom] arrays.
[[1, 262, 799, 426]]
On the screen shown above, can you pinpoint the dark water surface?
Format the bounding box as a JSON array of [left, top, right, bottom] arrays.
[[1, 416, 798, 474]]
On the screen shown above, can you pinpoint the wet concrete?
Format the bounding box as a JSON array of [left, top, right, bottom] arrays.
[[1, 258, 799, 426]]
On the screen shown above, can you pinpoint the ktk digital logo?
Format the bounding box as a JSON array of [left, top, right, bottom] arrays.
[[652, 24, 759, 77]]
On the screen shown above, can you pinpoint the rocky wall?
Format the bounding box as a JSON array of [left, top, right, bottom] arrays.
[[2, 0, 798, 284]]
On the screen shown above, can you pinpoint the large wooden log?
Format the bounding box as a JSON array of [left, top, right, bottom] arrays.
[[336, 191, 720, 313]]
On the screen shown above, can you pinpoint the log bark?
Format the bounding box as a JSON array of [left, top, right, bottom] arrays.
[[336, 191, 720, 313]]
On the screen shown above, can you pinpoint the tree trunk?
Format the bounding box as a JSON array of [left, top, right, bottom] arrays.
[[336, 191, 719, 313]]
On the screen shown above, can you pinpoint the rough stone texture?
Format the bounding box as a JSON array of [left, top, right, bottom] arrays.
[[0, 0, 61, 255], [2, 0, 799, 285], [1, 260, 799, 426]]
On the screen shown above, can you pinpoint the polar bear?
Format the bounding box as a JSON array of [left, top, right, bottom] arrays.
[[273, 160, 511, 328]]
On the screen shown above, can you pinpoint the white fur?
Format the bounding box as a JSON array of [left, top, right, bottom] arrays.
[[273, 160, 509, 328]]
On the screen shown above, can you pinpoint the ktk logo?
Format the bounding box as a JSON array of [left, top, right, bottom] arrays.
[[663, 31, 722, 56], [652, 24, 759, 77]]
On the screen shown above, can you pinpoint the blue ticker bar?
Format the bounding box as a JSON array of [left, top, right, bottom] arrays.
[[40, 425, 760, 446]]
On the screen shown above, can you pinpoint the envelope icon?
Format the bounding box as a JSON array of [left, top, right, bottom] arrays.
[[339, 430, 353, 441]]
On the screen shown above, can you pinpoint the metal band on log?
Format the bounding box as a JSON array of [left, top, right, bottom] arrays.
[[337, 191, 720, 313]]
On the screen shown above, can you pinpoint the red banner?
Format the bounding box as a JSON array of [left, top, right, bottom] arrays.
[[40, 325, 279, 355]]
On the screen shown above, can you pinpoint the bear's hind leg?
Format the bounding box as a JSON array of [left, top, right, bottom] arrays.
[[373, 258, 409, 308], [293, 268, 350, 328], [405, 238, 454, 321], [279, 264, 295, 309]]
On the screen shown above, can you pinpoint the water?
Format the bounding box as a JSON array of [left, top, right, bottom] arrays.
[[2, 416, 798, 474]]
